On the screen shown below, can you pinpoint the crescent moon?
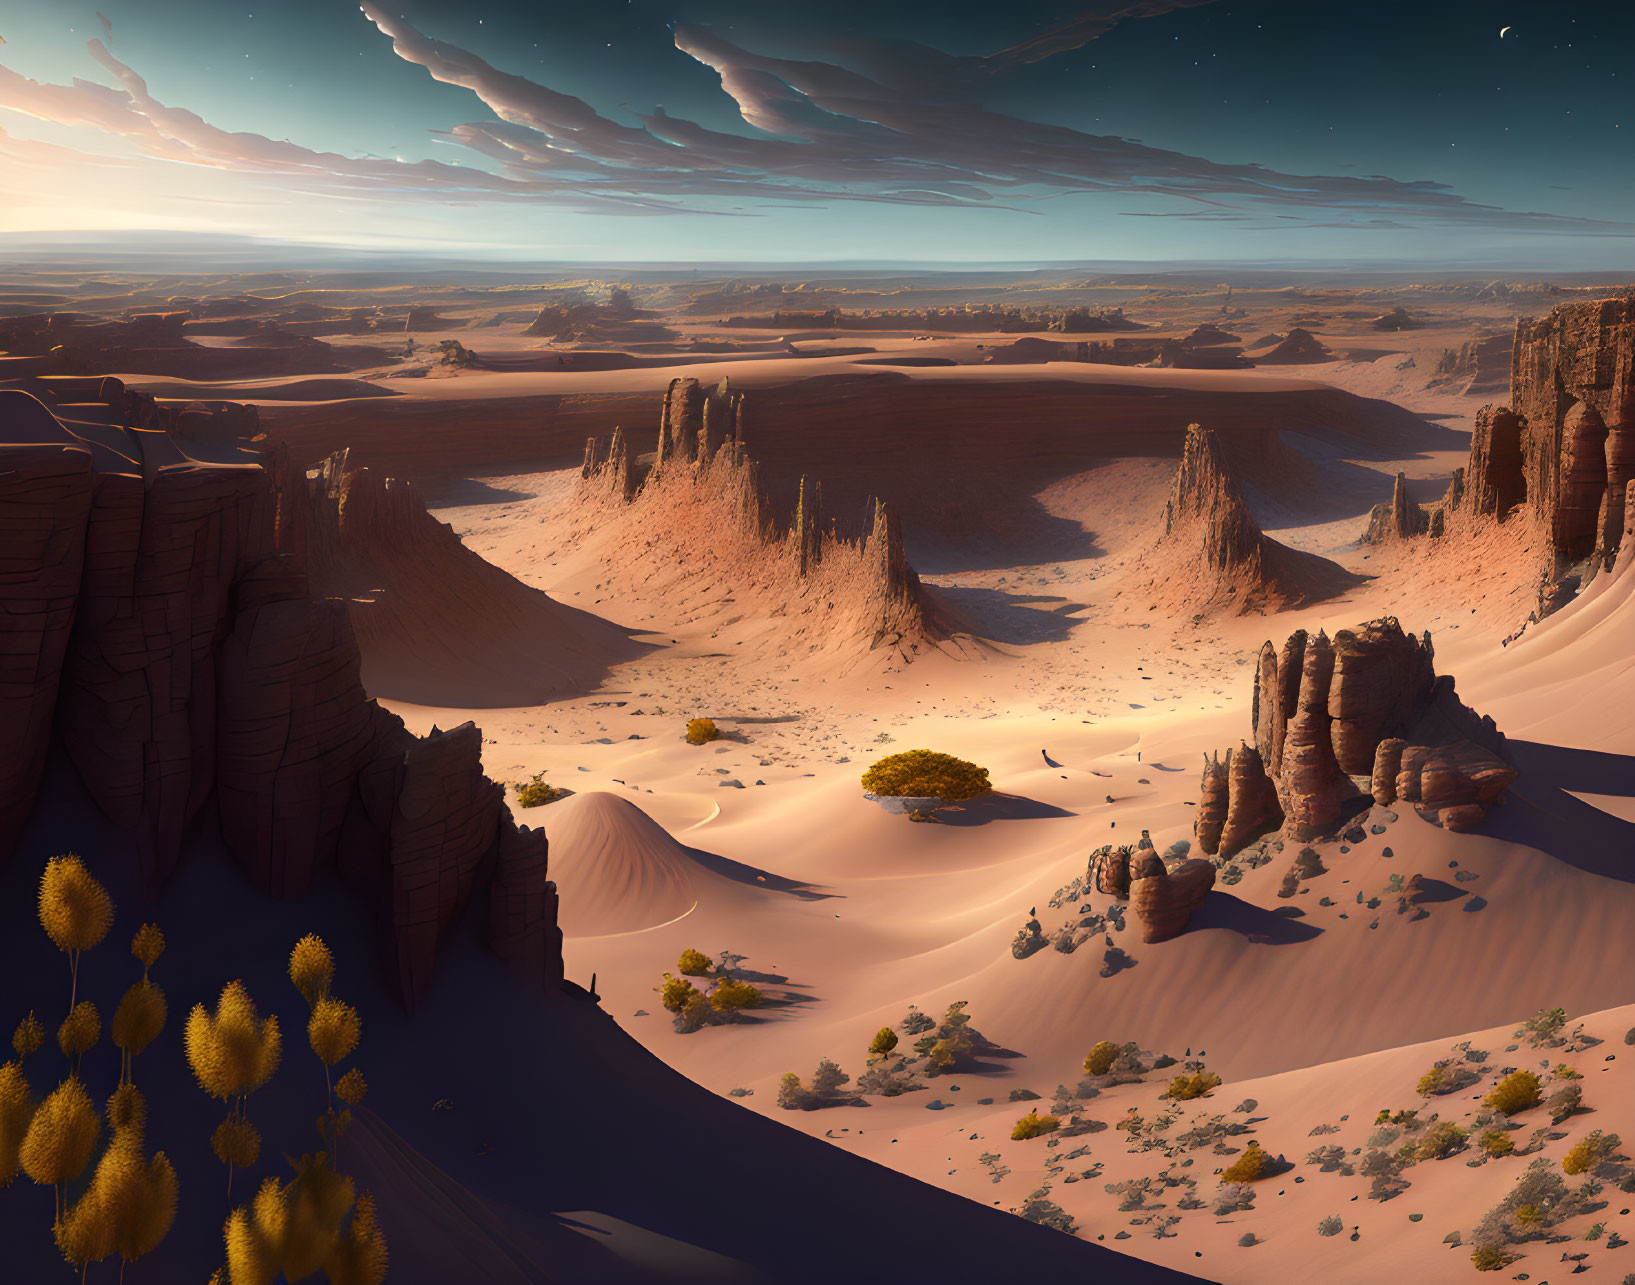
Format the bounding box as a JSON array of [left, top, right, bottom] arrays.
[[1499, 25, 1512, 37]]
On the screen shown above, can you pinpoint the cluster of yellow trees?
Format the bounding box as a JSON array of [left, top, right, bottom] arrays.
[[0, 853, 387, 1283]]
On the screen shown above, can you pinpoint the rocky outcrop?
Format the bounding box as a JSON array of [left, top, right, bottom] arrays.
[[1466, 404, 1527, 520], [1147, 424, 1356, 615], [1506, 296, 1635, 566], [1371, 308, 1417, 332], [1220, 743, 1282, 857], [1089, 845, 1133, 899], [0, 386, 564, 1011], [1197, 617, 1513, 844], [1129, 859, 1217, 944], [1361, 473, 1429, 544], [1255, 327, 1332, 364], [577, 376, 939, 663], [1195, 754, 1229, 855]]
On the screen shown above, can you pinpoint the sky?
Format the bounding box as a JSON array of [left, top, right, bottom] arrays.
[[0, 0, 1631, 266]]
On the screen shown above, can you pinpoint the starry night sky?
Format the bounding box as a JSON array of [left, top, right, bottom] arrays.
[[0, 0, 1630, 264]]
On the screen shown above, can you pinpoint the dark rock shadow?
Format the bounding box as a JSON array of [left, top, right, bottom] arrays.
[[1408, 878, 1466, 905], [1182, 892, 1325, 944], [934, 792, 1077, 827], [1507, 740, 1635, 797], [1482, 753, 1635, 883], [681, 846, 836, 901], [924, 587, 1087, 644]]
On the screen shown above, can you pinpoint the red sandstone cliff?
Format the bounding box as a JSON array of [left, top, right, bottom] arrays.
[[0, 382, 562, 1010], [1131, 423, 1358, 615], [1492, 296, 1635, 568], [574, 376, 944, 667]]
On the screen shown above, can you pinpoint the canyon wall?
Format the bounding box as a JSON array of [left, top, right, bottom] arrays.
[[576, 376, 938, 663], [1479, 297, 1635, 567], [0, 380, 562, 1010]]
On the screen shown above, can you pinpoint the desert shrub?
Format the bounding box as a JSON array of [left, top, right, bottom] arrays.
[[1472, 1157, 1578, 1246], [1480, 1130, 1517, 1157], [1415, 1121, 1469, 1161], [1359, 1148, 1407, 1179], [860, 749, 991, 802], [658, 974, 700, 1014], [678, 991, 711, 1034], [513, 773, 563, 807], [709, 978, 762, 1013], [1516, 1006, 1568, 1048], [1163, 1071, 1222, 1101], [1214, 1184, 1255, 1215], [1083, 1040, 1121, 1076], [857, 1059, 920, 1097], [1563, 1130, 1619, 1176], [1012, 1109, 1061, 1141], [1485, 1071, 1542, 1116], [777, 1072, 810, 1110], [1552, 1062, 1583, 1079], [811, 1058, 849, 1097], [1546, 1083, 1583, 1122], [685, 718, 719, 745], [1317, 1214, 1343, 1237], [1237, 1232, 1258, 1247], [1416, 1064, 1446, 1097], [1471, 1244, 1517, 1271], [677, 949, 712, 977], [868, 1027, 899, 1059], [900, 1006, 935, 1036], [1220, 1144, 1267, 1184]]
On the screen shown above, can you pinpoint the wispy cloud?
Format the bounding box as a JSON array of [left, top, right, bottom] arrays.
[[0, 3, 1627, 239]]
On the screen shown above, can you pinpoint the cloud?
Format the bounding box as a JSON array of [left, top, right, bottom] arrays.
[[0, 3, 1628, 241]]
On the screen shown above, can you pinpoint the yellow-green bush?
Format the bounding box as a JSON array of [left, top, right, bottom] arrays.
[[1479, 1130, 1516, 1157], [1220, 1144, 1267, 1184], [868, 1027, 899, 1059], [514, 773, 563, 807], [1417, 1064, 1446, 1096], [685, 719, 719, 746], [708, 978, 762, 1013], [1083, 1040, 1120, 1076], [1163, 1071, 1222, 1101], [1011, 1109, 1060, 1141], [1471, 1244, 1516, 1271], [658, 974, 699, 1014], [677, 949, 712, 977], [860, 750, 991, 802], [1562, 1130, 1618, 1176], [1415, 1121, 1468, 1160], [1484, 1070, 1542, 1116]]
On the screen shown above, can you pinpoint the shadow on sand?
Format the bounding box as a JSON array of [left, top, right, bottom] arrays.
[[933, 792, 1077, 827], [682, 847, 836, 901], [1486, 740, 1635, 882], [1183, 892, 1325, 944]]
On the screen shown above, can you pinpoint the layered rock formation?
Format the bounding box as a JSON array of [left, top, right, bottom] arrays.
[[1196, 618, 1515, 847], [1128, 855, 1217, 944], [0, 312, 377, 379], [577, 376, 939, 662], [1361, 473, 1430, 544], [0, 383, 563, 1010], [1141, 423, 1356, 614], [273, 445, 635, 707], [1083, 842, 1214, 942], [1500, 296, 1635, 567]]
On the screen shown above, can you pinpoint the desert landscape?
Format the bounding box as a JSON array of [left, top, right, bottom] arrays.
[[3, 0, 1634, 1281]]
